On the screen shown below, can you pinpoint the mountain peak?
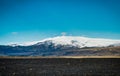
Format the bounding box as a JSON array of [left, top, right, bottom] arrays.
[[2, 36, 120, 56], [8, 36, 120, 48], [39, 36, 120, 48]]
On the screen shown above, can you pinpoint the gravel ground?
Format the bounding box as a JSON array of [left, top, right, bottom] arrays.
[[0, 58, 120, 76]]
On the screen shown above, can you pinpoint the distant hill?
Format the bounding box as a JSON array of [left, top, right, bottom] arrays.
[[0, 36, 120, 56]]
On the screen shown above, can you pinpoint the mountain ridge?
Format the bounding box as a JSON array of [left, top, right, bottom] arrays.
[[7, 36, 120, 48], [0, 36, 120, 56]]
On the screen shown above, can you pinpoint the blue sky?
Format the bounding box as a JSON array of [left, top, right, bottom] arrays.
[[0, 0, 120, 44]]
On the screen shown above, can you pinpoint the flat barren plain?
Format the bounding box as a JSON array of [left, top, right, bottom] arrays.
[[0, 56, 120, 76]]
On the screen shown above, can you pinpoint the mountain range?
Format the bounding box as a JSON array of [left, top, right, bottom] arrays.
[[0, 36, 120, 56]]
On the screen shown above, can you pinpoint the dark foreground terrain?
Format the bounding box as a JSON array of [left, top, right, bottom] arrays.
[[0, 57, 120, 76]]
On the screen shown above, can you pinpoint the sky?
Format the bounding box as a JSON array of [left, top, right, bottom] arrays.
[[0, 0, 120, 44]]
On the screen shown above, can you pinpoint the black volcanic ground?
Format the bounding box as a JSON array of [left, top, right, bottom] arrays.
[[0, 58, 120, 76]]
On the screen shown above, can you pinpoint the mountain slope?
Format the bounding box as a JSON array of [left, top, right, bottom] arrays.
[[0, 36, 120, 56], [9, 36, 120, 48]]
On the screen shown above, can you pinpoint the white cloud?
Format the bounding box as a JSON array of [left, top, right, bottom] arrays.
[[11, 32, 18, 35]]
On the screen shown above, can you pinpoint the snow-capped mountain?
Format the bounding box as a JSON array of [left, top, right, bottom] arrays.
[[1, 36, 120, 56], [9, 36, 120, 48]]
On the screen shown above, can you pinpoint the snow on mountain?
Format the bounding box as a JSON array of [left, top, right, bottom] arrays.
[[39, 36, 120, 48], [8, 36, 120, 48]]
